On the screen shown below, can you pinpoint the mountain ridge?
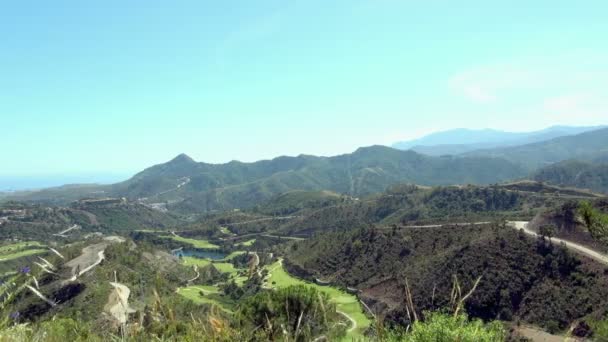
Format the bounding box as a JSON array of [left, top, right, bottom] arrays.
[[4, 146, 527, 213], [393, 125, 605, 156]]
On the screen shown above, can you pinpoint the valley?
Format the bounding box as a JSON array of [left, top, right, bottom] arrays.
[[2, 178, 608, 341]]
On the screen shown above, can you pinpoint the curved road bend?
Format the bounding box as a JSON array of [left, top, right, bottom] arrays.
[[508, 221, 608, 265]]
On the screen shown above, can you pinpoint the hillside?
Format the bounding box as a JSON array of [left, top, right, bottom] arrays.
[[251, 190, 349, 216], [533, 160, 608, 193], [0, 200, 182, 240], [185, 182, 601, 239], [285, 223, 608, 333], [268, 182, 597, 237], [464, 127, 608, 170], [392, 126, 603, 155], [114, 147, 528, 213]]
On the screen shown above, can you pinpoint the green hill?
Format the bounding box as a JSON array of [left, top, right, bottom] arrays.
[[114, 146, 526, 213], [533, 160, 608, 194], [285, 223, 608, 333], [268, 182, 590, 237], [251, 190, 347, 216], [0, 200, 182, 240]]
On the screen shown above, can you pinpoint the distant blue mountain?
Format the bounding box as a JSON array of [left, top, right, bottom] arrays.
[[392, 125, 606, 156]]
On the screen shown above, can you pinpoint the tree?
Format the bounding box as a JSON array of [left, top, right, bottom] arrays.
[[538, 224, 557, 239], [578, 201, 608, 246], [237, 285, 345, 341]]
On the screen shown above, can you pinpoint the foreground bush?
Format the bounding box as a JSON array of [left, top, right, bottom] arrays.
[[385, 312, 506, 342]]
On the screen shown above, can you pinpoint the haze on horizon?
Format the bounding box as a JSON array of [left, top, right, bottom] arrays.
[[2, 1, 607, 182]]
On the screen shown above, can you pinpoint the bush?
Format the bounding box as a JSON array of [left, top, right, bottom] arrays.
[[386, 312, 506, 342]]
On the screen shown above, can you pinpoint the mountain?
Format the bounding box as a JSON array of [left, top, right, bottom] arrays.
[[392, 126, 605, 156], [108, 146, 526, 213], [3, 147, 527, 213], [464, 127, 608, 171], [7, 126, 608, 215], [533, 160, 608, 194]]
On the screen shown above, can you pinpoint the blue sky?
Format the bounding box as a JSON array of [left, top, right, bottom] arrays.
[[1, 0, 607, 181]]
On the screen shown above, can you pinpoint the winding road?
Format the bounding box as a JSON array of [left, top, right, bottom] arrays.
[[508, 221, 608, 265]]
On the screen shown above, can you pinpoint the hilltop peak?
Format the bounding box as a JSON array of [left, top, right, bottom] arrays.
[[169, 153, 196, 164]]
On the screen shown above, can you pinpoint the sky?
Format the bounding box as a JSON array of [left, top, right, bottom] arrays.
[[1, 0, 607, 184]]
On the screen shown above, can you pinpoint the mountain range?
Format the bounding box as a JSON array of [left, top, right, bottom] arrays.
[[392, 125, 605, 156], [4, 126, 607, 213]]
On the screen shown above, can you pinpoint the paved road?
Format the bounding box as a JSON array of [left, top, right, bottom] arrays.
[[378, 221, 491, 230], [53, 224, 81, 237], [509, 221, 608, 265]]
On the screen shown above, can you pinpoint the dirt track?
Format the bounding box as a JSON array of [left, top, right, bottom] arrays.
[[509, 221, 608, 265]]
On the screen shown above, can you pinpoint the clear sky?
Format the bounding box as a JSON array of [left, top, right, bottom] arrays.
[[1, 0, 607, 180]]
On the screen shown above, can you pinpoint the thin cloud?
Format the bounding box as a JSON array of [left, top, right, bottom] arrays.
[[448, 65, 536, 103]]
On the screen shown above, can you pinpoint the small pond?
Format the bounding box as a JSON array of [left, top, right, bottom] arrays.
[[173, 249, 228, 260]]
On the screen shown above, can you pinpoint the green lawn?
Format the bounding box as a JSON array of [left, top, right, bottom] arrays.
[[177, 286, 234, 313], [162, 235, 220, 249], [182, 257, 211, 267], [236, 239, 256, 247], [213, 262, 236, 273], [0, 241, 44, 254], [221, 251, 246, 260], [219, 227, 234, 235], [181, 257, 247, 285], [178, 256, 369, 340], [264, 260, 371, 340]]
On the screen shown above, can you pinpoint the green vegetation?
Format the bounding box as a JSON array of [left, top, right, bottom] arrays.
[[219, 226, 233, 235], [177, 286, 235, 313], [0, 248, 46, 262], [213, 262, 237, 273], [534, 160, 608, 194], [579, 200, 608, 246], [182, 256, 211, 267], [274, 183, 562, 236], [236, 239, 256, 247], [385, 312, 506, 342], [0, 241, 44, 254], [221, 251, 246, 260], [237, 285, 346, 341], [0, 201, 181, 240], [264, 260, 371, 339], [253, 190, 346, 216], [286, 223, 608, 333], [7, 146, 530, 214]]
